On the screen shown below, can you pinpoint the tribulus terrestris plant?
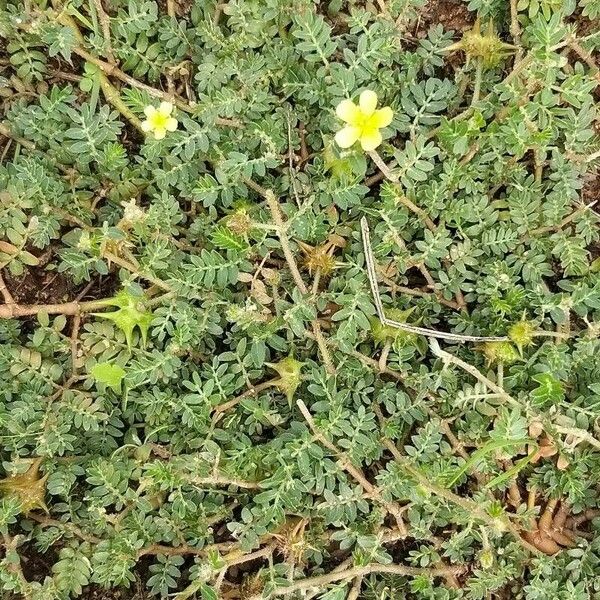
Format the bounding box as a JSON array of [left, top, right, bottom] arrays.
[[1, 0, 600, 599]]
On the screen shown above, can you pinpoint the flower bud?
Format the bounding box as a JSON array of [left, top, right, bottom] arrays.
[[479, 548, 494, 569]]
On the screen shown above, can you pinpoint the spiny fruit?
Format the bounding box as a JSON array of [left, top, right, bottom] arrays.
[[371, 307, 418, 347], [266, 356, 304, 406], [225, 208, 254, 236], [481, 341, 520, 365], [508, 319, 536, 355], [0, 458, 48, 515], [445, 19, 515, 67], [92, 290, 153, 350], [297, 240, 338, 277]]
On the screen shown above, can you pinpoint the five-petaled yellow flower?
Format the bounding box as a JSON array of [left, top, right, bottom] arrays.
[[141, 101, 178, 140], [334, 90, 393, 152]]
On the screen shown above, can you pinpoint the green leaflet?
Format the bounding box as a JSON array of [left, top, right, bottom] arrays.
[[445, 438, 533, 488]]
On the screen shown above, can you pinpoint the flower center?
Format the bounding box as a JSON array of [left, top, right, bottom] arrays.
[[150, 113, 169, 130], [356, 112, 377, 134]]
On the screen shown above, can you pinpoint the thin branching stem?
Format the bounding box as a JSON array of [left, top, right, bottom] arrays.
[[510, 0, 522, 61], [252, 561, 466, 598], [90, 0, 115, 63], [263, 190, 336, 375], [297, 399, 408, 535], [368, 150, 437, 231]]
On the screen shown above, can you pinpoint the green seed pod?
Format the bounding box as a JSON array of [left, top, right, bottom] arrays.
[[370, 307, 418, 346], [445, 19, 516, 68], [508, 320, 536, 354], [482, 341, 520, 365], [92, 290, 153, 350], [267, 356, 304, 406], [323, 139, 354, 178]]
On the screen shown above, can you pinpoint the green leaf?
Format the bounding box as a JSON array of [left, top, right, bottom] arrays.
[[52, 546, 91, 595], [531, 373, 565, 407], [19, 251, 39, 266], [211, 226, 248, 252], [91, 362, 126, 391], [200, 583, 218, 600]]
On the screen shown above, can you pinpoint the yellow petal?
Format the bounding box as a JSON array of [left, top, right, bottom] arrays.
[[154, 128, 167, 140], [359, 90, 378, 116], [335, 126, 360, 149], [360, 128, 382, 151], [159, 101, 173, 115], [336, 99, 361, 125], [371, 106, 393, 128], [165, 117, 178, 132], [144, 106, 157, 118], [141, 120, 152, 132]]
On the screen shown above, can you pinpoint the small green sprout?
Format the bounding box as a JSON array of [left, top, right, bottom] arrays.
[[91, 361, 126, 391], [371, 307, 419, 347]]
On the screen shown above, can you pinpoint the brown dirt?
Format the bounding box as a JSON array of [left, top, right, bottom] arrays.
[[19, 544, 56, 585], [414, 0, 475, 38], [570, 10, 600, 46], [583, 170, 600, 216], [4, 267, 73, 306], [14, 542, 149, 600], [2, 245, 72, 305], [3, 249, 119, 306], [77, 585, 150, 600], [569, 9, 600, 104]]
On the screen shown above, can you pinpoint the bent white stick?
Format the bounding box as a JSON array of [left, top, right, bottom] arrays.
[[360, 217, 509, 343]]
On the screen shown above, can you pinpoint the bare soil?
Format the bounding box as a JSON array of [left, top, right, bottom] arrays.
[[77, 586, 150, 600], [414, 0, 474, 37], [4, 261, 118, 307]]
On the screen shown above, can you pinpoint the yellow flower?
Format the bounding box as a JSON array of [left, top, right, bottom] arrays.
[[141, 101, 178, 140], [334, 90, 393, 152]]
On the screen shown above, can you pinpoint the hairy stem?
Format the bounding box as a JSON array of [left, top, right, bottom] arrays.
[[264, 190, 336, 375], [471, 59, 483, 106], [0, 298, 111, 319], [369, 150, 437, 231], [253, 561, 466, 598], [429, 339, 517, 404], [90, 0, 115, 63], [509, 0, 522, 61], [212, 380, 277, 420]]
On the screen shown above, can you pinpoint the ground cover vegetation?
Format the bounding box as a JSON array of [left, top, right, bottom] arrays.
[[1, 0, 600, 598]]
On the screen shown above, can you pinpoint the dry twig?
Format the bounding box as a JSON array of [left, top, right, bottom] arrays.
[[361, 218, 509, 343]]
